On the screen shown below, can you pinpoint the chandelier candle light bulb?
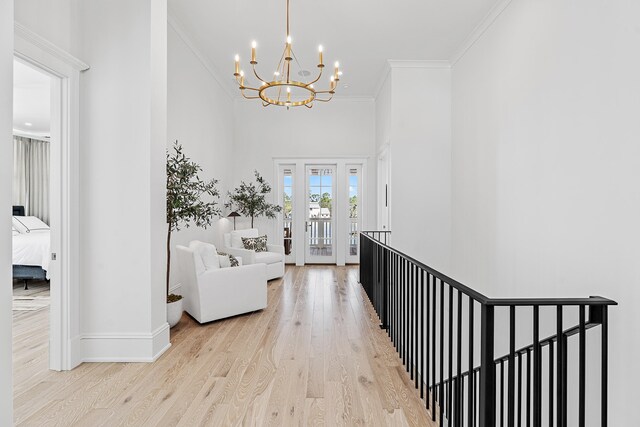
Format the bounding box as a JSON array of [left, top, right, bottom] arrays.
[[285, 36, 292, 60], [232, 0, 342, 108]]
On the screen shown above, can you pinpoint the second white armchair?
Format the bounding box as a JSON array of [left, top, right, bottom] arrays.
[[223, 228, 285, 280]]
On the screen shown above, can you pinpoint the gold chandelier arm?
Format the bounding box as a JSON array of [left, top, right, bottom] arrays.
[[251, 64, 268, 85], [315, 95, 334, 102], [304, 103, 313, 109], [305, 67, 323, 86], [240, 90, 260, 100]]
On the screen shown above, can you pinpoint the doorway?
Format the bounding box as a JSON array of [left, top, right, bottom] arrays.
[[11, 28, 87, 371], [12, 58, 55, 375], [305, 165, 336, 264], [276, 158, 367, 266]]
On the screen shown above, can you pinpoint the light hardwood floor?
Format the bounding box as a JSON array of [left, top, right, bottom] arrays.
[[14, 266, 436, 426]]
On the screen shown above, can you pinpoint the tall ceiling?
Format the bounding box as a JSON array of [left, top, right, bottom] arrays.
[[13, 60, 50, 137], [168, 0, 500, 97]]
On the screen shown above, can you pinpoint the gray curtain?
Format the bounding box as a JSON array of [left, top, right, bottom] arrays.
[[13, 136, 50, 224]]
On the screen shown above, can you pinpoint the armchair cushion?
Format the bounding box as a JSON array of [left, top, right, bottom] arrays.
[[189, 241, 219, 273], [254, 251, 283, 265], [230, 228, 259, 249]]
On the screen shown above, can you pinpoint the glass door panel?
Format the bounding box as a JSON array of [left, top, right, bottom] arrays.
[[281, 166, 295, 263], [305, 165, 336, 263], [346, 165, 362, 263]]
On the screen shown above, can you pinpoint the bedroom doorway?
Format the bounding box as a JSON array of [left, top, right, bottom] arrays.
[[11, 28, 87, 373], [12, 58, 56, 375]]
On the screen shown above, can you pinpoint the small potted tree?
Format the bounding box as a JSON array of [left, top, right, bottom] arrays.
[[166, 142, 220, 327], [226, 170, 282, 228]]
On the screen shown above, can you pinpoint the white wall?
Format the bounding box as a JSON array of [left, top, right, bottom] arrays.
[[0, 2, 14, 424], [451, 0, 640, 424], [167, 23, 235, 288], [375, 70, 391, 153], [377, 63, 452, 272], [76, 0, 169, 360], [14, 0, 77, 57], [232, 98, 377, 242]]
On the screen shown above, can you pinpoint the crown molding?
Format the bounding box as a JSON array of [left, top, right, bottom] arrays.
[[387, 60, 451, 69], [14, 22, 89, 71], [450, 0, 514, 66], [168, 11, 235, 100]]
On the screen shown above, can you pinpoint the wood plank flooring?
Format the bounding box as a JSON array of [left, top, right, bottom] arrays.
[[13, 266, 436, 426]]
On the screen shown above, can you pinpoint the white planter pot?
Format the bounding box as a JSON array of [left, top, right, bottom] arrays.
[[167, 299, 183, 328]]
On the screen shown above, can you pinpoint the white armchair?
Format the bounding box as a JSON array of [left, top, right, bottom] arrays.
[[175, 243, 267, 324], [223, 228, 285, 280]]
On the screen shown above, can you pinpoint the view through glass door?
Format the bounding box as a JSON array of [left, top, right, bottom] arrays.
[[305, 165, 336, 264], [346, 165, 362, 263], [280, 166, 295, 263]]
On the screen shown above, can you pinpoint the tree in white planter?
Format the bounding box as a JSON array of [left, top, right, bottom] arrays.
[[226, 170, 282, 228], [166, 142, 221, 301]]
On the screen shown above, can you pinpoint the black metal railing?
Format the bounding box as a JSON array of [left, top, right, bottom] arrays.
[[359, 231, 616, 427]]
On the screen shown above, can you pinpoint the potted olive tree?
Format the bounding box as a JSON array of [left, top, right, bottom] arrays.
[[166, 142, 220, 327], [226, 170, 282, 228]]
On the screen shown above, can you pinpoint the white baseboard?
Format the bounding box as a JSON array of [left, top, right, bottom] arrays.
[[81, 323, 171, 362], [69, 335, 83, 369]]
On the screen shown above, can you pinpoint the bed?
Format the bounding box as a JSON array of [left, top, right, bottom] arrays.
[[12, 206, 50, 289]]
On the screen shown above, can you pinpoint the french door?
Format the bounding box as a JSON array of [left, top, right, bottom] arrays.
[[277, 159, 366, 265], [305, 165, 336, 264]]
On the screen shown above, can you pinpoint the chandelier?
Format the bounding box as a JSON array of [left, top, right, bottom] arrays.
[[233, 0, 341, 109]]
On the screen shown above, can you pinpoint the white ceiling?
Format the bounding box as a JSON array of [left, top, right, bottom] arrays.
[[13, 60, 51, 137], [168, 0, 500, 97]]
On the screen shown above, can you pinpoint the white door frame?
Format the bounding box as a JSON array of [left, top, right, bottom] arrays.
[[276, 164, 296, 264], [345, 164, 363, 264], [14, 24, 89, 370], [274, 157, 368, 266]]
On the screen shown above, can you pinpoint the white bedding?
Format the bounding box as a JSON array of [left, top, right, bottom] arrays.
[[12, 230, 51, 279]]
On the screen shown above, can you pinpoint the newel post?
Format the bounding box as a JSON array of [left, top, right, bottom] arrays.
[[480, 304, 496, 426]]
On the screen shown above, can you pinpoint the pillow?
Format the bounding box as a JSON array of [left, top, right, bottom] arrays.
[[230, 228, 259, 249], [218, 254, 231, 268], [13, 216, 49, 233], [190, 249, 206, 276], [189, 241, 219, 273], [217, 251, 239, 268], [242, 235, 268, 252]]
